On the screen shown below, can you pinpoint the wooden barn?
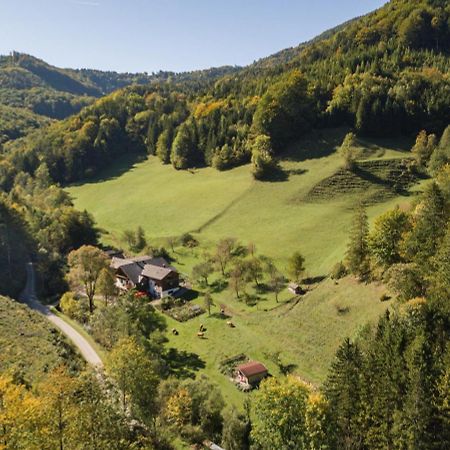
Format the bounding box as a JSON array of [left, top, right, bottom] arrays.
[[235, 361, 268, 387]]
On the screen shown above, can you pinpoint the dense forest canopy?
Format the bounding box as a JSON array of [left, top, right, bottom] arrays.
[[0, 52, 239, 143], [0, 0, 448, 186]]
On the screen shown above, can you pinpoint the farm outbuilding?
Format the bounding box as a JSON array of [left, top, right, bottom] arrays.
[[288, 282, 303, 295], [235, 361, 268, 387]]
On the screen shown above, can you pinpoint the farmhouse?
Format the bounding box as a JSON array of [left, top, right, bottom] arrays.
[[111, 255, 180, 298], [235, 361, 268, 387]]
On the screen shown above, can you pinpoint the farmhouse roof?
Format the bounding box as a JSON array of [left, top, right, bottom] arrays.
[[111, 256, 150, 270], [111, 256, 172, 270], [119, 263, 143, 284], [237, 361, 268, 377], [142, 264, 175, 281]]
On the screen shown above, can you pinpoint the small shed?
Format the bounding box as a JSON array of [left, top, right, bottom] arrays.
[[288, 282, 302, 295], [236, 361, 268, 386]]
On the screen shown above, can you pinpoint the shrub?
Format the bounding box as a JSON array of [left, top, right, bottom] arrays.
[[330, 261, 347, 279], [59, 291, 89, 323], [180, 233, 199, 248], [384, 263, 424, 301], [147, 245, 171, 260]]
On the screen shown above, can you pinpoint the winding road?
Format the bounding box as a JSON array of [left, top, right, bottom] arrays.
[[19, 262, 103, 368]]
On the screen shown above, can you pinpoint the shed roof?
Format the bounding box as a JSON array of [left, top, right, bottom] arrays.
[[237, 361, 268, 377]]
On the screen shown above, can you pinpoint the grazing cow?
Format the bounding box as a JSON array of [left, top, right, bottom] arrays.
[[197, 332, 205, 338], [226, 321, 235, 328], [172, 328, 179, 335]]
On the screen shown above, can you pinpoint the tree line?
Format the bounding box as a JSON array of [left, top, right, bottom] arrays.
[[0, 0, 449, 186]]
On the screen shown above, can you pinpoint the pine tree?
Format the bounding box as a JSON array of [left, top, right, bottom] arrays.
[[345, 203, 369, 279], [325, 338, 364, 450]]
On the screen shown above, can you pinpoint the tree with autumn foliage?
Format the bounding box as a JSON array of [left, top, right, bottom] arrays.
[[67, 245, 110, 313]]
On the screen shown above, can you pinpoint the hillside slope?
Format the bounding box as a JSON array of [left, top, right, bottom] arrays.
[[67, 130, 419, 274], [0, 52, 239, 142], [3, 0, 448, 187], [0, 296, 83, 383]]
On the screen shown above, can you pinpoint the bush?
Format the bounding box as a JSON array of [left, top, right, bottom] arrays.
[[384, 263, 424, 301], [59, 291, 89, 323], [180, 233, 199, 248], [331, 261, 347, 279], [147, 245, 171, 260]]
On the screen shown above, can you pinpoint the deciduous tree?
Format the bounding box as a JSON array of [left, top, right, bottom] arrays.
[[287, 251, 306, 283], [67, 245, 109, 313], [345, 203, 369, 279]]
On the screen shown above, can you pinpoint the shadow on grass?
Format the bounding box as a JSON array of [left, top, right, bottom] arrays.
[[282, 128, 348, 162], [279, 363, 298, 375], [286, 168, 308, 177], [67, 152, 147, 187], [302, 275, 327, 285], [163, 348, 206, 379], [209, 312, 232, 320], [242, 293, 264, 306], [209, 279, 228, 294], [175, 289, 199, 301], [255, 283, 271, 294], [261, 165, 289, 183]]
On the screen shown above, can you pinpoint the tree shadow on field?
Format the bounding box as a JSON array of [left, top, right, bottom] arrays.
[[210, 311, 232, 320], [282, 127, 348, 162], [262, 165, 289, 182], [67, 152, 146, 187], [279, 362, 298, 375], [163, 348, 206, 379], [255, 283, 271, 294], [302, 275, 327, 285], [209, 279, 228, 294]]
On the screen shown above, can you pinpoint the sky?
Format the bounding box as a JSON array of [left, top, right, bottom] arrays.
[[0, 0, 387, 74]]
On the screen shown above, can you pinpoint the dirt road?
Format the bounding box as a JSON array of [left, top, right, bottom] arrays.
[[19, 262, 103, 368]]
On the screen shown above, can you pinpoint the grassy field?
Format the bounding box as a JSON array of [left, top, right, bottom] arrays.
[[67, 129, 417, 275], [67, 129, 420, 407], [0, 296, 84, 383], [162, 270, 392, 407]]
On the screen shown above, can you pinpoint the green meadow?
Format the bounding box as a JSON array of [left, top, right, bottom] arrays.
[[67, 129, 421, 404], [67, 129, 416, 275]]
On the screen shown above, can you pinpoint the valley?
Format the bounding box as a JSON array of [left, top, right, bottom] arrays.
[[66, 129, 424, 407], [1, 0, 449, 447], [67, 129, 419, 275]]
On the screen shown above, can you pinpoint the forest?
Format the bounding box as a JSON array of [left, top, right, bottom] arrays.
[[0, 0, 449, 187]]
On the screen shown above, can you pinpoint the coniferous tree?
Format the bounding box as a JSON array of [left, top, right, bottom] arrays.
[[345, 203, 369, 279], [325, 338, 364, 450]]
